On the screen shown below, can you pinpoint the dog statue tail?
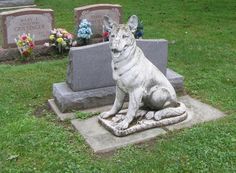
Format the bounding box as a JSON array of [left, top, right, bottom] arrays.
[[154, 102, 187, 120], [145, 101, 187, 123]]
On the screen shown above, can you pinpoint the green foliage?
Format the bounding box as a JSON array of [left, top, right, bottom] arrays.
[[0, 0, 235, 172], [75, 111, 99, 119]]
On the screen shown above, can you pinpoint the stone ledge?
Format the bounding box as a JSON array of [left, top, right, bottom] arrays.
[[53, 83, 116, 112]]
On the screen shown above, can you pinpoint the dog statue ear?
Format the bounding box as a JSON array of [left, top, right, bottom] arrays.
[[127, 15, 138, 33], [103, 15, 117, 32]]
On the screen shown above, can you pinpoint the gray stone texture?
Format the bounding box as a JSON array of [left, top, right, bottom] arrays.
[[66, 39, 168, 92], [166, 68, 184, 92], [71, 117, 166, 153], [53, 82, 116, 112], [0, 0, 34, 7], [54, 68, 183, 112], [71, 95, 225, 153]]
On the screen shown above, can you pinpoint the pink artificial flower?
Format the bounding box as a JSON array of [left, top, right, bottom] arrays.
[[29, 41, 35, 48], [56, 32, 63, 38], [21, 34, 27, 41], [66, 33, 73, 39]]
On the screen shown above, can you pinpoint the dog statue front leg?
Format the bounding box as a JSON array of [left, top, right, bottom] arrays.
[[100, 86, 126, 119], [116, 87, 144, 130]]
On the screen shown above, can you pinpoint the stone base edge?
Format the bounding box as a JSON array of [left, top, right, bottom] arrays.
[[48, 99, 75, 121], [0, 46, 54, 62], [0, 5, 36, 10]]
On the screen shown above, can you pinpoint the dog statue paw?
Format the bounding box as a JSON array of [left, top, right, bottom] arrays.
[[115, 119, 129, 130], [100, 111, 114, 119]]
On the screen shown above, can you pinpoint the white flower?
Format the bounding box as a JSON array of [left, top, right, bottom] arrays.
[[72, 41, 77, 47], [44, 42, 50, 47]]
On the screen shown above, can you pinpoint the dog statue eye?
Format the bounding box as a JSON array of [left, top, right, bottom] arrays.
[[122, 35, 128, 38]]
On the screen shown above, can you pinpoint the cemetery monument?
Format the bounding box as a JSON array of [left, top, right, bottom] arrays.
[[98, 15, 187, 136]]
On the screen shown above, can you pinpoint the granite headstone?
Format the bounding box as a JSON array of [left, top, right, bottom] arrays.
[[66, 39, 168, 92], [0, 8, 54, 48], [74, 4, 122, 39]]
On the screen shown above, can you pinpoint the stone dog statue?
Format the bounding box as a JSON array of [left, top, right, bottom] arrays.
[[100, 15, 187, 131]]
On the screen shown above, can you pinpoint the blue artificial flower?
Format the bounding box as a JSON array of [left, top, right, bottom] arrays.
[[77, 19, 93, 39]]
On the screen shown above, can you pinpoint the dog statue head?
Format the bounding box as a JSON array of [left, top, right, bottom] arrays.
[[103, 15, 138, 58]]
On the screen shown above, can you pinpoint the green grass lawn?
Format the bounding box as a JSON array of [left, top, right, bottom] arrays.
[[0, 0, 236, 172]]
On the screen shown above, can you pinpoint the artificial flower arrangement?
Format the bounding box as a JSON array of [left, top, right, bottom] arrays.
[[77, 19, 93, 45], [45, 28, 74, 53], [103, 30, 109, 42], [15, 33, 35, 61], [102, 20, 111, 42], [134, 19, 144, 39]]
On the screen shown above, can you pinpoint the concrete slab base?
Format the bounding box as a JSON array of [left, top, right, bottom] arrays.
[[71, 117, 167, 153], [53, 68, 184, 112], [71, 95, 225, 153], [167, 96, 225, 130]]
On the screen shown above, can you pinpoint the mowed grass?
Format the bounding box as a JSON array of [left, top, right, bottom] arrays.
[[0, 0, 235, 172]]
